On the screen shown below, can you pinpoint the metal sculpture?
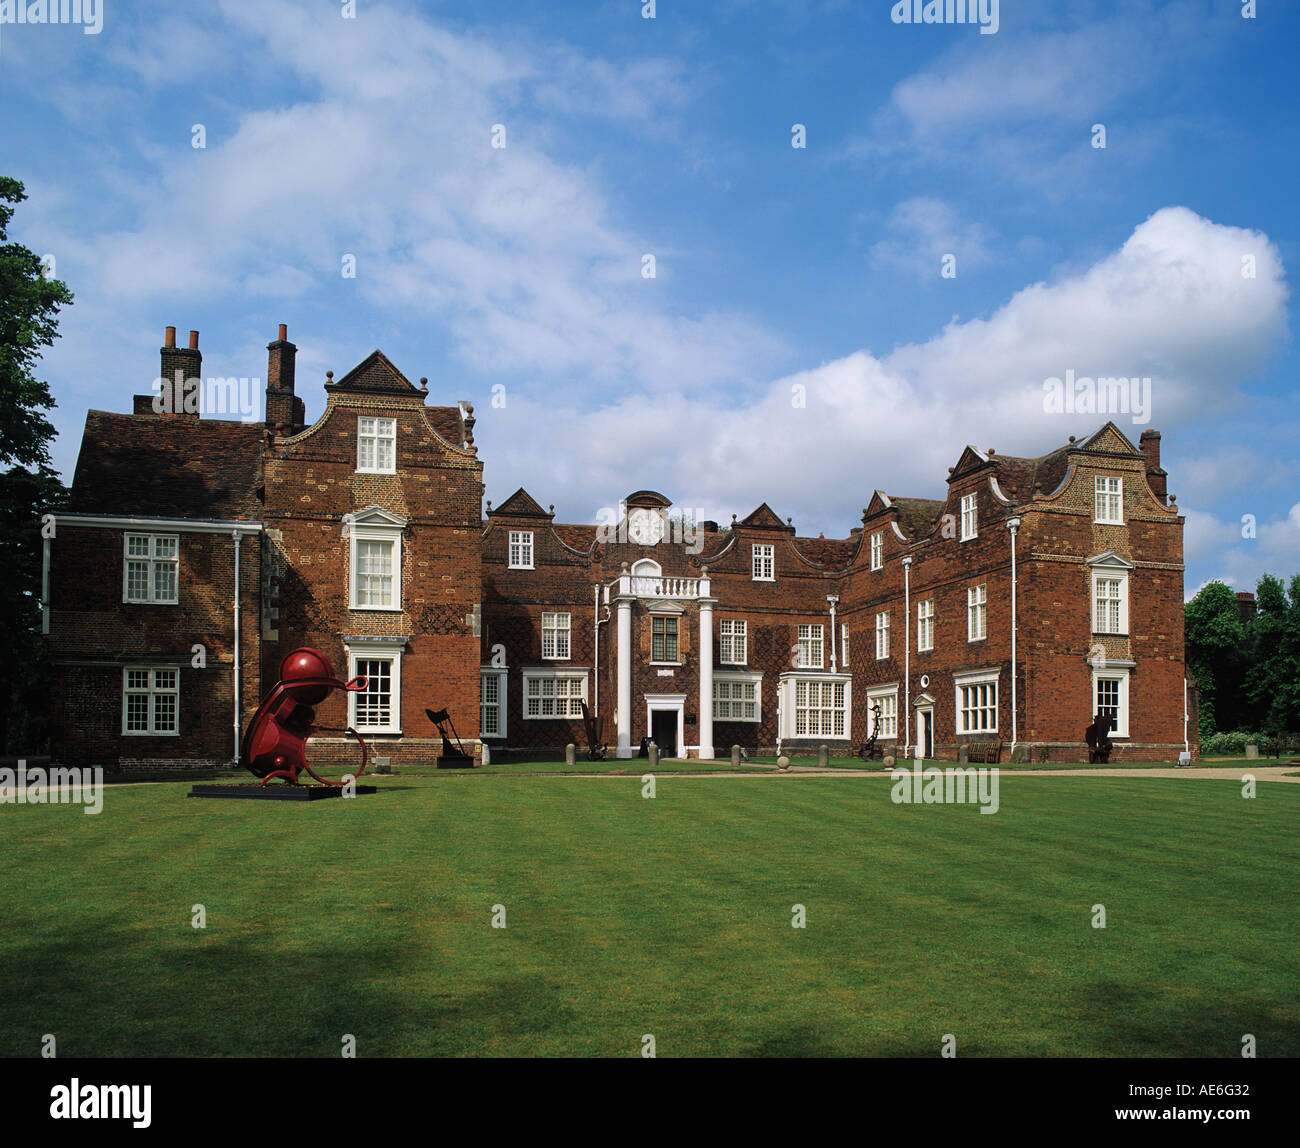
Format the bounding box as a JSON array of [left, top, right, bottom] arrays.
[[858, 702, 883, 761], [427, 707, 474, 767], [580, 701, 607, 761], [242, 648, 369, 786], [1085, 711, 1115, 764]]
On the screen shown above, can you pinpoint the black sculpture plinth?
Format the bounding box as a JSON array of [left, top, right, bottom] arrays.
[[188, 783, 378, 800], [435, 753, 475, 769]]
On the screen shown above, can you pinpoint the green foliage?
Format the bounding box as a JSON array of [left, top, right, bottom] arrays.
[[0, 177, 72, 752], [1184, 580, 1246, 739]]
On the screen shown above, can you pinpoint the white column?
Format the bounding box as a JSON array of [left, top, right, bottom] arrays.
[[616, 595, 633, 758], [697, 597, 716, 760]]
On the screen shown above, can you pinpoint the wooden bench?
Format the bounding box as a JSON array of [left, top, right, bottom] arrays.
[[965, 740, 1003, 764]]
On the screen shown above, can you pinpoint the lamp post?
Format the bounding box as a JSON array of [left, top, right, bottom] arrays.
[[1007, 516, 1021, 761]]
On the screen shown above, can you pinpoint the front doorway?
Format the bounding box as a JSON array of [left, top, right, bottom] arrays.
[[645, 694, 685, 759], [651, 710, 678, 756], [915, 706, 935, 759]]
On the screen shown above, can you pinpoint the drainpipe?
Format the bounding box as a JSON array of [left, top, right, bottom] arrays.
[[1183, 678, 1189, 756], [232, 531, 242, 763], [593, 584, 604, 718], [1007, 516, 1021, 760], [41, 533, 51, 631], [827, 595, 839, 672], [901, 555, 912, 756]]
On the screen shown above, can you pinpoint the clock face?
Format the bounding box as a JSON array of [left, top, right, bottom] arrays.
[[628, 508, 664, 545]]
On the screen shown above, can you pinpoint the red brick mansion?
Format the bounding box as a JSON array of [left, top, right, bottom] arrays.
[[44, 326, 1194, 768]]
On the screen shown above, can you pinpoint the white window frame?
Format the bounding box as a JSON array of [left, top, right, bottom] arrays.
[[752, 544, 775, 581], [1094, 476, 1123, 524], [1092, 667, 1130, 738], [719, 619, 748, 665], [865, 685, 899, 741], [954, 668, 999, 735], [356, 416, 397, 475], [841, 622, 850, 668], [875, 611, 890, 660], [1091, 566, 1130, 635], [967, 583, 987, 642], [480, 667, 507, 740], [346, 641, 404, 735], [960, 492, 978, 541], [792, 677, 848, 739], [870, 531, 884, 570], [508, 530, 535, 570], [917, 598, 935, 652], [121, 666, 180, 736], [797, 623, 824, 669], [346, 511, 405, 611], [542, 611, 571, 660], [713, 670, 762, 723], [123, 533, 179, 604], [522, 668, 588, 719]]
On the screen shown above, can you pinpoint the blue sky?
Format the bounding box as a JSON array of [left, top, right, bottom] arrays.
[[1, 0, 1296, 597]]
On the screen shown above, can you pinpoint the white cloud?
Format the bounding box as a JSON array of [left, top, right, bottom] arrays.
[[479, 207, 1289, 538], [869, 196, 994, 280]]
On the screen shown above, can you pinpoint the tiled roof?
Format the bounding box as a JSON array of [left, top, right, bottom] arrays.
[[989, 444, 1072, 502], [69, 412, 264, 520], [889, 497, 946, 541], [793, 535, 858, 568], [426, 406, 464, 447]]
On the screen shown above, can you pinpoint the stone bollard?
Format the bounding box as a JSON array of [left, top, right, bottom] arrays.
[[648, 744, 660, 769], [883, 754, 895, 769], [957, 744, 970, 765], [731, 744, 741, 767], [480, 743, 491, 766], [1245, 744, 1259, 760], [375, 756, 391, 775], [817, 744, 829, 769], [565, 743, 576, 767], [777, 755, 790, 771]]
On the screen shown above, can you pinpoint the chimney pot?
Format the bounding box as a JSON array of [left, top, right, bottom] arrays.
[[278, 323, 288, 341], [188, 330, 199, 350], [165, 325, 176, 348]]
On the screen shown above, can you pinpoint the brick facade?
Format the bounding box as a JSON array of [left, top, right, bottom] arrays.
[[45, 326, 1194, 769]]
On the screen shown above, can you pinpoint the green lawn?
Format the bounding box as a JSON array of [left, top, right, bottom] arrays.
[[1, 774, 1295, 1057]]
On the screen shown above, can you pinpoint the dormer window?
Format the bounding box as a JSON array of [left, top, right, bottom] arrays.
[[357, 417, 396, 474], [752, 544, 774, 581], [509, 531, 534, 570], [1095, 476, 1123, 524], [960, 493, 978, 541], [870, 531, 883, 570]]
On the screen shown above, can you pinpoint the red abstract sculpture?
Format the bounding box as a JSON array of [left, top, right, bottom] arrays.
[[241, 648, 370, 786]]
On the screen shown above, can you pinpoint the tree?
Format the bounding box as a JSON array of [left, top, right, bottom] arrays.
[[1243, 573, 1300, 734], [0, 176, 72, 753], [1184, 580, 1246, 739]]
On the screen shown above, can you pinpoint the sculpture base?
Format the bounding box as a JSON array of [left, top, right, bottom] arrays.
[[436, 754, 475, 769], [188, 784, 378, 800]]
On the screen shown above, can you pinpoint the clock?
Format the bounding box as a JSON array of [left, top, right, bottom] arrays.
[[628, 508, 664, 546]]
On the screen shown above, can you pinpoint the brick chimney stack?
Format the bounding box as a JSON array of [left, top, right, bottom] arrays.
[[1139, 429, 1167, 504], [265, 323, 303, 434], [159, 327, 202, 417]]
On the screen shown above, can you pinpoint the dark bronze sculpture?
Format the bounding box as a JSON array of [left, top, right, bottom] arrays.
[[858, 702, 884, 761], [580, 701, 607, 761], [427, 707, 474, 768], [1085, 711, 1115, 764]]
